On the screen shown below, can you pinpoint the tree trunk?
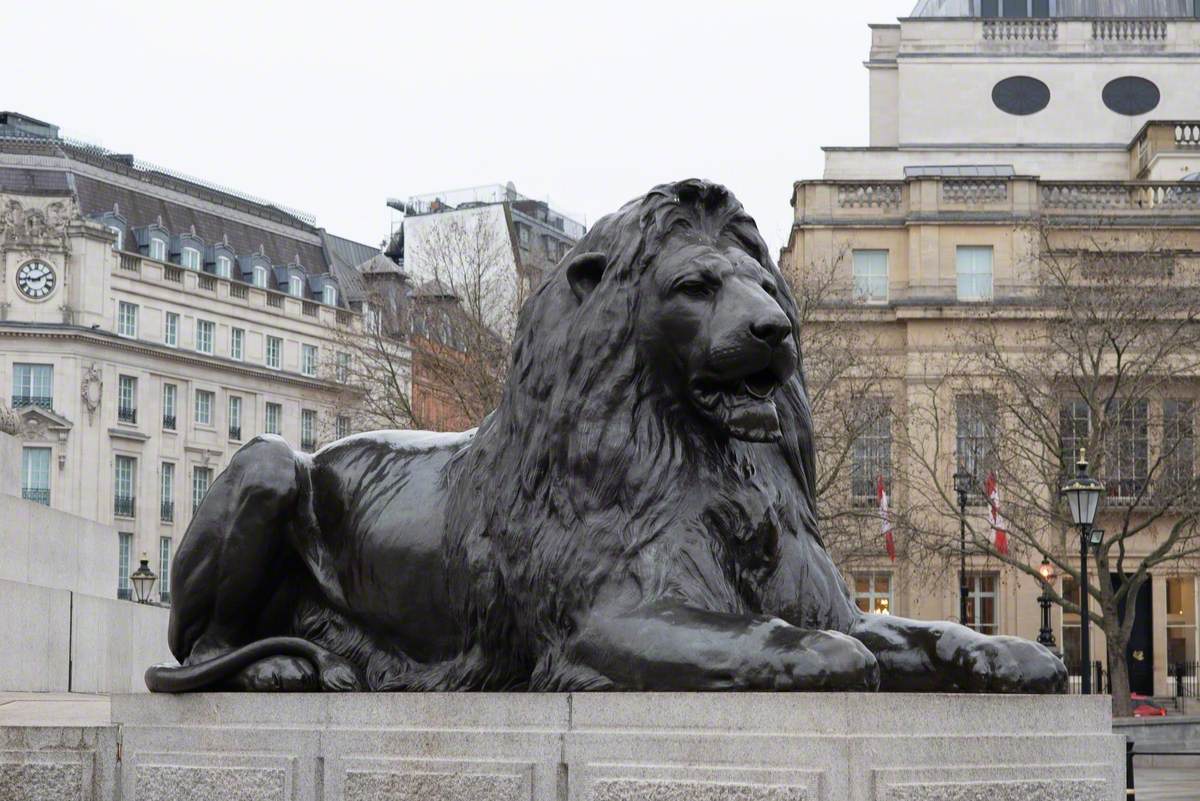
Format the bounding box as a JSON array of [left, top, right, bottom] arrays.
[[1104, 622, 1134, 718]]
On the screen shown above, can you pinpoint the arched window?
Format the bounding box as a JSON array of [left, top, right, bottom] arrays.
[[288, 275, 305, 298], [253, 265, 269, 288], [108, 226, 123, 252], [322, 284, 338, 306]]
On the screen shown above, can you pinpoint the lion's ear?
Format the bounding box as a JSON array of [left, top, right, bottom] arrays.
[[565, 251, 608, 303]]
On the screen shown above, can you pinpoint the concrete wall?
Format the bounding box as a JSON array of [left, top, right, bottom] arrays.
[[0, 577, 170, 694], [0, 492, 118, 599]]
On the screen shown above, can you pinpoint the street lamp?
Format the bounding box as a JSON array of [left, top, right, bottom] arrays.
[[1037, 557, 1058, 651], [130, 555, 158, 605], [1061, 449, 1104, 694], [953, 469, 973, 627]]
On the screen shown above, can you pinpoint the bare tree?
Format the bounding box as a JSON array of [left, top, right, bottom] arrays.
[[894, 223, 1200, 716], [788, 251, 907, 569]]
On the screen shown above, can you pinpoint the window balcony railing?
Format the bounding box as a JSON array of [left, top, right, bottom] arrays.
[[11, 394, 52, 409], [162, 414, 176, 431], [229, 426, 242, 441], [267, 294, 284, 309], [22, 487, 50, 506], [163, 266, 183, 283], [161, 500, 174, 523], [119, 253, 141, 273], [118, 406, 137, 424], [114, 495, 136, 518]]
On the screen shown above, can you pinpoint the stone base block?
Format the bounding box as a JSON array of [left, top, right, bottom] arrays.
[[106, 693, 1125, 801]]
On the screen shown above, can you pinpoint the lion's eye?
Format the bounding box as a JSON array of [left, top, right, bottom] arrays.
[[678, 281, 714, 298]]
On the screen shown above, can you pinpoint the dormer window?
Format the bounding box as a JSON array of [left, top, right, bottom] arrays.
[[252, 265, 269, 288], [182, 247, 202, 270], [322, 285, 338, 306], [108, 226, 124, 252], [150, 238, 167, 261], [288, 275, 304, 298], [216, 255, 232, 279], [979, 0, 1050, 16]]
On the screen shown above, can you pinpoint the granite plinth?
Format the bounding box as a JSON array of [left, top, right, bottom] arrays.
[[99, 693, 1125, 801]]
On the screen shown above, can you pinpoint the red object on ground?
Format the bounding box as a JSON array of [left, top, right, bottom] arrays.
[[1131, 694, 1168, 717]]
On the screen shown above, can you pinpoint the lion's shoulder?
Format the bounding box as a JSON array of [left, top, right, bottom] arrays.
[[325, 428, 476, 455]]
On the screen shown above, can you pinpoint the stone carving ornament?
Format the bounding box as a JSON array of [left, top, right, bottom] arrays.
[[80, 365, 102, 424], [0, 402, 18, 435], [0, 198, 76, 252], [146, 181, 1066, 694]]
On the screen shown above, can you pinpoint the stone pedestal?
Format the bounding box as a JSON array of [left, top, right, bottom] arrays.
[[102, 693, 1125, 801]]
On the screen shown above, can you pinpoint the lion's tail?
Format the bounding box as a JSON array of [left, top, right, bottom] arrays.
[[144, 637, 332, 693]]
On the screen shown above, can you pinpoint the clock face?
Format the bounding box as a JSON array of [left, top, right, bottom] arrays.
[[15, 260, 56, 300]]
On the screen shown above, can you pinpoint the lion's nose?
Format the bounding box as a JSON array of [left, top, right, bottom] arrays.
[[749, 318, 791, 347]]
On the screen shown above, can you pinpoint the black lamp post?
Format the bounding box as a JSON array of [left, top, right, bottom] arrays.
[[953, 469, 972, 627], [1037, 557, 1058, 651], [130, 554, 158, 604], [1061, 449, 1103, 694]]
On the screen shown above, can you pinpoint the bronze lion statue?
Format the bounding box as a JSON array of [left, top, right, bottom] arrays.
[[147, 180, 1066, 693]]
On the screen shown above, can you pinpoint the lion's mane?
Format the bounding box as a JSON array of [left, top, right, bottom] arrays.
[[440, 180, 836, 690]]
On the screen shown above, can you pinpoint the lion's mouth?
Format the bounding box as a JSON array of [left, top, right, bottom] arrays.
[[690, 367, 785, 442]]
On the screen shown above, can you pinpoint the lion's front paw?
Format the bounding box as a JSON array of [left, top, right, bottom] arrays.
[[957, 635, 1067, 694], [779, 630, 880, 692]]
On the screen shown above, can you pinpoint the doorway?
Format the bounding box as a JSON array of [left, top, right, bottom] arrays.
[[1112, 573, 1154, 696]]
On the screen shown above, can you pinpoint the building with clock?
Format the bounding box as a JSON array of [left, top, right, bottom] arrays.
[[0, 112, 396, 603], [782, 0, 1200, 697]]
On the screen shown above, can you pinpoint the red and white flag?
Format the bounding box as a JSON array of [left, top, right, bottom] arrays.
[[985, 472, 1010, 555], [877, 476, 896, 562]]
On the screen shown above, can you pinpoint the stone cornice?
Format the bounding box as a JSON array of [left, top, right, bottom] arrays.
[[0, 323, 341, 393]]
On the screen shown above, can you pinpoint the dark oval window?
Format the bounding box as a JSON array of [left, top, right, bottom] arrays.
[[992, 76, 1051, 116], [1102, 77, 1161, 117]]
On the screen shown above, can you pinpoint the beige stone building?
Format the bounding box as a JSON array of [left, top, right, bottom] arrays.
[[0, 113, 389, 604], [782, 0, 1200, 696]]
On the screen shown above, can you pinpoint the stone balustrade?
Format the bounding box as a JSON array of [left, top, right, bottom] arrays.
[[1041, 182, 1200, 211], [835, 182, 903, 210], [983, 18, 1057, 41], [1175, 124, 1200, 148], [1092, 19, 1169, 42], [941, 179, 1008, 204]]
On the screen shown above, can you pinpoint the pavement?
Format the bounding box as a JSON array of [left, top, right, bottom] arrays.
[[1136, 768, 1200, 800], [0, 693, 1197, 797]]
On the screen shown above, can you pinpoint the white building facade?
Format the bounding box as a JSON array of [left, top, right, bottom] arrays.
[[0, 113, 385, 603]]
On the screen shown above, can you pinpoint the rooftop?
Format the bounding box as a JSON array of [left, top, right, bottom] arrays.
[[911, 0, 1197, 17], [391, 182, 586, 239]]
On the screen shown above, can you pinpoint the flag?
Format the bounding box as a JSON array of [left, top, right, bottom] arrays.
[[985, 472, 1009, 555], [877, 475, 896, 562]]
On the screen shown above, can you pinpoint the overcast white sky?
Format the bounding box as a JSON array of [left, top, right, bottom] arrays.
[[7, 0, 915, 253]]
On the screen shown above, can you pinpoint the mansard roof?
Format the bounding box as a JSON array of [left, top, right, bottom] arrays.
[[911, 0, 1194, 16]]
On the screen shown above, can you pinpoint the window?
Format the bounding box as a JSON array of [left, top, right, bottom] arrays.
[[195, 320, 214, 354], [288, 275, 304, 298], [118, 532, 133, 600], [192, 466, 213, 512], [1062, 575, 1083, 668], [851, 398, 892, 504], [266, 336, 282, 370], [1104, 399, 1148, 500], [118, 375, 138, 424], [1060, 399, 1090, 475], [160, 462, 175, 523], [956, 395, 997, 498], [253, 265, 269, 288], [114, 455, 136, 518], [302, 344, 319, 377], [21, 446, 51, 506], [216, 255, 232, 279], [231, 328, 244, 361], [265, 402, 282, 436], [162, 383, 177, 430], [164, 312, 179, 347], [13, 363, 53, 408], [956, 246, 993, 302], [322, 284, 338, 306], [336, 352, 350, 383], [1164, 401, 1194, 498], [194, 389, 214, 426], [228, 395, 242, 440], [335, 415, 351, 439], [364, 305, 381, 335], [517, 224, 530, 246], [158, 537, 172, 603], [149, 238, 167, 261], [108, 226, 123, 251], [1167, 577, 1197, 665], [117, 301, 139, 337], [853, 573, 893, 616], [182, 247, 202, 270], [852, 250, 889, 304], [301, 409, 317, 451], [962, 573, 999, 635]]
